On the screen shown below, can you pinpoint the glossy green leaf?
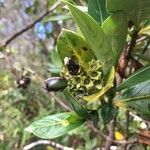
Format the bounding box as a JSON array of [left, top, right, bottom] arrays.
[[102, 12, 128, 65], [106, 0, 150, 26], [63, 89, 91, 119], [25, 112, 85, 139], [63, 1, 114, 74], [83, 66, 115, 102], [117, 65, 150, 91], [114, 81, 150, 120], [88, 0, 109, 23], [57, 29, 95, 64], [101, 104, 118, 125]]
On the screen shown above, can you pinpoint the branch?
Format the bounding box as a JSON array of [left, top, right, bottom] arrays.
[[104, 119, 116, 150], [129, 111, 150, 125], [0, 0, 61, 49], [126, 30, 139, 60], [136, 36, 149, 44], [48, 92, 72, 112], [23, 140, 74, 150], [142, 38, 150, 54], [87, 123, 137, 145]]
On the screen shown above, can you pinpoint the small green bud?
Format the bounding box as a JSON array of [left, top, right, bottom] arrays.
[[82, 76, 93, 89], [88, 71, 102, 80], [89, 59, 102, 71]]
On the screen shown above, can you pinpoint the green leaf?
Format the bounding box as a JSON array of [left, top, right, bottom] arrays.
[[102, 12, 128, 65], [88, 0, 109, 23], [50, 49, 63, 68], [48, 63, 62, 75], [101, 104, 118, 125], [44, 14, 71, 22], [49, 49, 63, 75], [63, 1, 114, 74], [25, 112, 85, 139], [63, 89, 91, 119], [83, 66, 115, 102], [117, 65, 150, 91], [90, 110, 99, 127], [106, 0, 150, 26], [114, 81, 150, 120], [57, 29, 95, 64]]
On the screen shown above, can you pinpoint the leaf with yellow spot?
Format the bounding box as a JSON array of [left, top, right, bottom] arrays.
[[57, 29, 95, 64], [61, 120, 69, 127], [25, 112, 85, 139]]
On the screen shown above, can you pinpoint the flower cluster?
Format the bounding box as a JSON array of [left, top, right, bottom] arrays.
[[61, 59, 104, 98]]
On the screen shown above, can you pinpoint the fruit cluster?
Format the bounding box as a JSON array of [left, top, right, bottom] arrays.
[[61, 59, 104, 98]]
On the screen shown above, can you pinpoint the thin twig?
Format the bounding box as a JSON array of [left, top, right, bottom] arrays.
[[48, 92, 72, 111], [129, 112, 150, 125], [104, 119, 116, 150], [0, 0, 61, 48], [23, 140, 74, 150], [87, 123, 137, 145], [127, 36, 149, 46], [136, 36, 149, 43], [142, 38, 150, 54]]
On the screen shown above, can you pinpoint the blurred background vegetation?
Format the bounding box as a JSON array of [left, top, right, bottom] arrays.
[[0, 0, 149, 150]]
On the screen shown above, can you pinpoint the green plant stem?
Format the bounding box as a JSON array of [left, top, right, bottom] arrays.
[[48, 92, 72, 111]]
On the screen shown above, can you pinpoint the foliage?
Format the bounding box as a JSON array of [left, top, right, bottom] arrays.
[[0, 0, 150, 149], [26, 0, 150, 145]]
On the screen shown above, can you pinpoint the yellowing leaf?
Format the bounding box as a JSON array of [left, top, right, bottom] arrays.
[[139, 25, 150, 36], [83, 66, 115, 102], [115, 131, 125, 140], [25, 112, 85, 139], [114, 101, 127, 108]]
